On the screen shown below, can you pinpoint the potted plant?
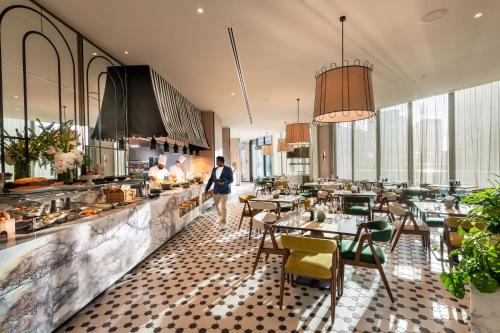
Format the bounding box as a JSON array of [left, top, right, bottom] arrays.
[[440, 176, 499, 333]]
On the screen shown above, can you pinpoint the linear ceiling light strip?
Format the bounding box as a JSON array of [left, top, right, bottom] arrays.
[[227, 27, 253, 124]]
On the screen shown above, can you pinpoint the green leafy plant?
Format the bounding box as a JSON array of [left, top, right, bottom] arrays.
[[440, 176, 500, 299]]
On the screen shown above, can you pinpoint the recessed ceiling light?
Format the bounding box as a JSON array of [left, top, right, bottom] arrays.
[[420, 8, 449, 24], [474, 12, 483, 19], [231, 92, 235, 97], [196, 7, 204, 14], [92, 52, 98, 56], [13, 95, 18, 98], [124, 50, 129, 54]]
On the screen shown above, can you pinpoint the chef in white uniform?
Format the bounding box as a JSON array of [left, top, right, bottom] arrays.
[[148, 155, 168, 189], [169, 155, 186, 181]]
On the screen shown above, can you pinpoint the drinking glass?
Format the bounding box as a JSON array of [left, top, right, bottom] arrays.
[[298, 203, 305, 217]]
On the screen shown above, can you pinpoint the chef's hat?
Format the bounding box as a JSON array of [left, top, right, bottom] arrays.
[[158, 155, 167, 165], [177, 155, 186, 164]]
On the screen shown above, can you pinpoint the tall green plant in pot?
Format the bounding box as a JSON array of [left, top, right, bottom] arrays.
[[440, 176, 499, 332]]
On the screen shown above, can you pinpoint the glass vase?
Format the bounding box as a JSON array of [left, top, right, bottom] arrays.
[[14, 161, 30, 180], [58, 170, 74, 184]]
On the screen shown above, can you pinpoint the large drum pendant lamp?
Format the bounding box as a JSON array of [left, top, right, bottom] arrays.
[[313, 16, 375, 123], [261, 144, 273, 155], [286, 98, 310, 145], [277, 138, 293, 152]]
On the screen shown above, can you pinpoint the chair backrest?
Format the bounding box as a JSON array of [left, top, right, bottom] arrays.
[[322, 184, 341, 191], [281, 234, 337, 254], [381, 192, 398, 201], [239, 194, 256, 203], [297, 198, 312, 210], [317, 190, 328, 199], [364, 220, 393, 242], [249, 201, 278, 211], [388, 202, 407, 216], [299, 184, 314, 192], [252, 211, 278, 229], [444, 216, 472, 229], [371, 186, 382, 193]]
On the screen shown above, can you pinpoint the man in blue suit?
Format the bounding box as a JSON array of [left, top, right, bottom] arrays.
[[205, 156, 234, 225]]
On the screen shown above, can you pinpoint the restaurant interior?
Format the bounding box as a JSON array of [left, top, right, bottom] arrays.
[[0, 1, 499, 332]]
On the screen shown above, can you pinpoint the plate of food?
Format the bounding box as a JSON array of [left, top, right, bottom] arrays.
[[33, 211, 68, 230], [79, 209, 101, 217], [10, 202, 46, 217]]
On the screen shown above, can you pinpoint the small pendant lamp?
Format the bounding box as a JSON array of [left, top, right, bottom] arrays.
[[313, 16, 375, 123], [149, 136, 157, 150], [277, 138, 293, 152], [261, 144, 273, 156], [286, 98, 310, 145]]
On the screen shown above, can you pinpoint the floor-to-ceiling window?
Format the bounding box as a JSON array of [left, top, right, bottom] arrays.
[[413, 94, 449, 185], [455, 81, 500, 187], [379, 103, 408, 181], [353, 118, 376, 180], [336, 122, 352, 180]]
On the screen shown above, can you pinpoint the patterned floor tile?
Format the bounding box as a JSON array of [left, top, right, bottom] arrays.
[[57, 184, 470, 333]]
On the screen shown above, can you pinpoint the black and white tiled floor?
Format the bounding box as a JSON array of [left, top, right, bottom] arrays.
[[58, 185, 470, 333]]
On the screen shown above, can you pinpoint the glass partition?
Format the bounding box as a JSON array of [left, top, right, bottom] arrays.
[[353, 118, 376, 180], [335, 122, 352, 180], [455, 81, 500, 187], [412, 94, 449, 185], [379, 103, 408, 181]]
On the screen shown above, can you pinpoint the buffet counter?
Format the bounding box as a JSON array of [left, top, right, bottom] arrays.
[[0, 184, 212, 332]]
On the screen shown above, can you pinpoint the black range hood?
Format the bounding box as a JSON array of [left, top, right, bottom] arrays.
[[92, 65, 210, 149]]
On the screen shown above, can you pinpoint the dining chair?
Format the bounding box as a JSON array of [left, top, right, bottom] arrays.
[[338, 220, 394, 302], [279, 235, 338, 321], [254, 180, 270, 196], [388, 202, 431, 259], [371, 192, 397, 222], [274, 180, 290, 194], [316, 190, 330, 204], [251, 211, 283, 275], [298, 184, 315, 198], [248, 201, 278, 240], [439, 217, 471, 267], [238, 194, 256, 230], [343, 195, 372, 220]]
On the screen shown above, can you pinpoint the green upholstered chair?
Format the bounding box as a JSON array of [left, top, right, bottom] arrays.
[[422, 215, 445, 227], [343, 195, 372, 219], [279, 235, 338, 321], [298, 184, 315, 198], [339, 220, 394, 302], [238, 194, 256, 230]]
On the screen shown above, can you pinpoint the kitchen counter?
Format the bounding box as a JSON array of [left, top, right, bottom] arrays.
[[0, 184, 212, 332]]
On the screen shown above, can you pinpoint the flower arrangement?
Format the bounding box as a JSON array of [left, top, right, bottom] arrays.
[[38, 120, 84, 181], [3, 127, 45, 179]]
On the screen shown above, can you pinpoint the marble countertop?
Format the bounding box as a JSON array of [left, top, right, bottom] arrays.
[[0, 184, 205, 252]]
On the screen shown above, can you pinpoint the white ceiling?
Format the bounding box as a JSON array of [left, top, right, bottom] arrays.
[[38, 0, 500, 139]]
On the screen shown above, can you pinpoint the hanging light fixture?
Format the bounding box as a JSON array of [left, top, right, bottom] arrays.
[[163, 140, 169, 152], [261, 144, 273, 155], [313, 16, 375, 123], [173, 143, 179, 153], [118, 138, 125, 150], [149, 136, 157, 150], [277, 138, 293, 152], [286, 98, 310, 144], [182, 145, 188, 154]]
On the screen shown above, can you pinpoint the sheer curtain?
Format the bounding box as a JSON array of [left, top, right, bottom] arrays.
[[353, 118, 376, 180], [336, 122, 352, 180], [413, 94, 449, 185], [455, 81, 500, 186], [380, 104, 408, 181]]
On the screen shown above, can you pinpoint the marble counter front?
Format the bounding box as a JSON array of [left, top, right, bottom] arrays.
[[0, 185, 212, 332]]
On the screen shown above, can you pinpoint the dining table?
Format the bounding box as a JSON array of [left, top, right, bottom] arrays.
[[274, 212, 360, 238], [413, 200, 473, 217], [249, 194, 303, 211]]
